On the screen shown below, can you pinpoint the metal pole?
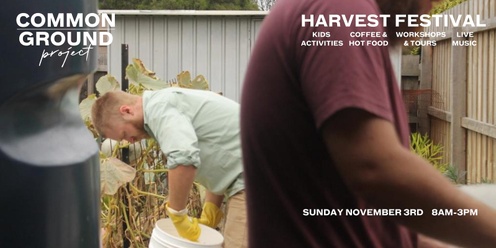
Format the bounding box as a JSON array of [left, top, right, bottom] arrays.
[[121, 43, 131, 248], [122, 44, 129, 92]]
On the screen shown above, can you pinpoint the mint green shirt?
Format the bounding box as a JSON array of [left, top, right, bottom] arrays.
[[142, 88, 243, 198]]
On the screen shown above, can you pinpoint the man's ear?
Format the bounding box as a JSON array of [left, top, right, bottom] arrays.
[[119, 105, 133, 116]]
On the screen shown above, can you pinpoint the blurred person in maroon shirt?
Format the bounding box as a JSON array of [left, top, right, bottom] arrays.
[[241, 0, 496, 247]]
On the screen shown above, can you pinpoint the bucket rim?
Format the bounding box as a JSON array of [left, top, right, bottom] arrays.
[[153, 218, 224, 247]]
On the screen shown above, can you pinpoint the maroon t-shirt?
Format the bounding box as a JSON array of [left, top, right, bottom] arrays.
[[240, 0, 416, 247]]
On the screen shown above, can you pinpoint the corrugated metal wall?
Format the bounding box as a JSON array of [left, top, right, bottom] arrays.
[[104, 11, 404, 103], [105, 11, 266, 102]]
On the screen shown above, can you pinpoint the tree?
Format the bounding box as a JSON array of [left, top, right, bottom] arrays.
[[209, 0, 258, 10], [257, 0, 276, 11], [100, 0, 143, 9], [99, 0, 258, 10]]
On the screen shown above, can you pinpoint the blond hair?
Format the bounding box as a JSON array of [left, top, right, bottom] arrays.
[[91, 90, 139, 137]]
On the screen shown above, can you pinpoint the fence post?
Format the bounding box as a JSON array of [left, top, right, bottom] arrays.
[[419, 45, 433, 135], [450, 27, 468, 177]]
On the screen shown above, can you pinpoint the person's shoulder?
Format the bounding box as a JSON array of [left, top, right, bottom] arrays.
[[142, 89, 174, 107], [159, 87, 194, 94], [167, 87, 220, 97], [149, 87, 185, 97]]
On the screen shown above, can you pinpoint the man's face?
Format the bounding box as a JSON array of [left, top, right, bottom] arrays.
[[105, 119, 149, 143]]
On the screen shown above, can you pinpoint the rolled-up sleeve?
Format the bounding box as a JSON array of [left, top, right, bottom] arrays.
[[146, 102, 201, 169]]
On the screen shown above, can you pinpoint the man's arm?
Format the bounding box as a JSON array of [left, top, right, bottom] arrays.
[[322, 108, 496, 247], [198, 190, 225, 228], [166, 164, 201, 241], [417, 234, 458, 248], [205, 190, 224, 208], [167, 165, 197, 210]]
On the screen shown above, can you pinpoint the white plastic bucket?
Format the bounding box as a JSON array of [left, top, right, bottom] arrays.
[[149, 218, 224, 248]]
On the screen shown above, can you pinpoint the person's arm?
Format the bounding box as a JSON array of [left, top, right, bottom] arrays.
[[322, 108, 496, 247], [167, 164, 197, 210], [198, 191, 225, 228], [417, 234, 458, 248], [204, 191, 224, 208], [166, 164, 201, 241]]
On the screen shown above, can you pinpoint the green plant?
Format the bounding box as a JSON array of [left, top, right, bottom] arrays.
[[79, 58, 209, 248], [480, 178, 494, 184], [410, 132, 448, 173], [410, 46, 421, 55], [443, 164, 467, 184], [430, 0, 468, 15]]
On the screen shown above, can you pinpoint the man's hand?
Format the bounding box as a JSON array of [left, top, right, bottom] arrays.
[[198, 202, 223, 228], [166, 203, 201, 241]]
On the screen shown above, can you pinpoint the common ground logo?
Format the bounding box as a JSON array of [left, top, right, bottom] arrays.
[[16, 13, 115, 67]]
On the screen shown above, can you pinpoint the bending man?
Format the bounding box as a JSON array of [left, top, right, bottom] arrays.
[[92, 87, 246, 247]]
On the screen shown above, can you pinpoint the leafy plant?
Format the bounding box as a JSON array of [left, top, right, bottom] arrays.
[[410, 132, 448, 173], [480, 178, 494, 184], [79, 58, 209, 247], [430, 0, 468, 15], [443, 164, 467, 184]]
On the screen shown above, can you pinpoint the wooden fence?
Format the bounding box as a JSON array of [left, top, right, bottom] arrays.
[[420, 0, 496, 183]]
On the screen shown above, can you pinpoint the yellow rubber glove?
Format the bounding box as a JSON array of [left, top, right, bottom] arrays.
[[166, 203, 201, 241], [198, 202, 223, 228]]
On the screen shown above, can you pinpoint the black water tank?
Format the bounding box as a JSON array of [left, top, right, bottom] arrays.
[[0, 0, 100, 247]]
